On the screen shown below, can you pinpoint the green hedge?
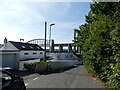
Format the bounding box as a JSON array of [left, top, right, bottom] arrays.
[[24, 62, 38, 71], [74, 2, 120, 89], [24, 61, 47, 71]]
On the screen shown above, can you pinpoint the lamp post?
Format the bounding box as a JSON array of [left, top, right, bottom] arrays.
[[49, 23, 55, 52], [44, 22, 47, 62], [47, 23, 55, 72]]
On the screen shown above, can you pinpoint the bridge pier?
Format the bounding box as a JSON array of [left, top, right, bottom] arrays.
[[59, 45, 63, 52], [77, 47, 81, 53], [74, 46, 77, 52], [68, 44, 72, 52], [51, 40, 54, 52]]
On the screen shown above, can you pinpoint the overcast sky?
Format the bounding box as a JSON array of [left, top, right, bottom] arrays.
[[0, 0, 92, 44]]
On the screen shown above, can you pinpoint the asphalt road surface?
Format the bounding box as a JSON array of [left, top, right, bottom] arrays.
[[25, 65, 104, 88]]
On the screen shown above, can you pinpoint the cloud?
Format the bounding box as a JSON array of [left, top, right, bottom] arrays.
[[0, 1, 71, 25], [51, 21, 83, 43], [44, 2, 71, 19], [54, 21, 83, 31], [0, 1, 45, 25], [0, 29, 22, 44], [0, 22, 6, 26], [0, 11, 12, 15], [0, 1, 86, 44], [24, 2, 71, 20]]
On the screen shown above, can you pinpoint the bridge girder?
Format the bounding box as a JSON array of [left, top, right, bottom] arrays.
[[27, 39, 79, 53]]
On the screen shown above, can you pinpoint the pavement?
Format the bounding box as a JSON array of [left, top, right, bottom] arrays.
[[20, 65, 105, 88]]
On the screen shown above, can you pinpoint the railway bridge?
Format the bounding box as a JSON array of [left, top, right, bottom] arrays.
[[27, 39, 80, 53]]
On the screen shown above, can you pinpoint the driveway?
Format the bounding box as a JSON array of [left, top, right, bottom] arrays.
[[24, 65, 105, 88]]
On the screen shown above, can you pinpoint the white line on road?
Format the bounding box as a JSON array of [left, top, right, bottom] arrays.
[[25, 83, 29, 86], [33, 77, 38, 80]]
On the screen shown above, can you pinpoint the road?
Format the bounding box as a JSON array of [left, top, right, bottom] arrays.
[[24, 65, 104, 88]]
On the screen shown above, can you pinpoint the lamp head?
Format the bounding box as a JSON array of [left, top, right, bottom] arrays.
[[50, 23, 55, 26]]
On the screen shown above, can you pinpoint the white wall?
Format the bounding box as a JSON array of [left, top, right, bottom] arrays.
[[19, 50, 44, 60], [49, 52, 74, 60], [0, 44, 3, 48], [0, 53, 2, 67], [0, 42, 18, 50], [1, 41, 44, 61], [0, 51, 19, 69]]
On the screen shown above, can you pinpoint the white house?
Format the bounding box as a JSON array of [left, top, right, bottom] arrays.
[[1, 38, 44, 61], [0, 50, 19, 69], [0, 44, 3, 48]]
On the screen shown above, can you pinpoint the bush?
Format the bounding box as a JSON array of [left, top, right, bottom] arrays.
[[74, 2, 120, 89], [24, 62, 38, 71], [24, 61, 47, 71]]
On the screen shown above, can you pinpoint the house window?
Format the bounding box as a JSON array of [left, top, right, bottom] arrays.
[[22, 46, 25, 48], [40, 52, 43, 54], [57, 56, 59, 59], [30, 46, 33, 49], [37, 47, 40, 49], [33, 52, 37, 55], [24, 53, 28, 55]]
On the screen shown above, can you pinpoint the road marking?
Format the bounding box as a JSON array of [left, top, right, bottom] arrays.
[[33, 77, 38, 80], [25, 83, 29, 86]]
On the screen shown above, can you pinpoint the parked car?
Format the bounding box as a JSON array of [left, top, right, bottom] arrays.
[[0, 69, 26, 90]]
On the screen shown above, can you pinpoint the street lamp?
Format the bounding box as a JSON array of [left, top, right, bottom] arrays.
[[47, 23, 55, 72], [44, 22, 47, 62], [49, 23, 55, 52]]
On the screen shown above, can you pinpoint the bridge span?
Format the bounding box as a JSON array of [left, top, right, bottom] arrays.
[[27, 39, 80, 53]]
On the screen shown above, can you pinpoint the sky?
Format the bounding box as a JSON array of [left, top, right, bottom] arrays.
[[0, 0, 92, 44]]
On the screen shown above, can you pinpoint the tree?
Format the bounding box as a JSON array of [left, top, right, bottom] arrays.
[[74, 2, 120, 88]]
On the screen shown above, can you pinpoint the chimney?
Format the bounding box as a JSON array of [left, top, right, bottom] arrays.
[[4, 37, 7, 44], [4, 37, 7, 50], [20, 39, 24, 42]]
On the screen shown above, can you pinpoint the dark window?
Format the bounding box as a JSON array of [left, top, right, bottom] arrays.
[[22, 46, 25, 48], [30, 46, 33, 49], [40, 52, 43, 54], [33, 52, 37, 55], [24, 53, 28, 55], [37, 47, 40, 49]]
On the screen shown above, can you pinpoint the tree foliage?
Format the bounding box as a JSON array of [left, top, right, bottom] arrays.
[[74, 2, 120, 89]]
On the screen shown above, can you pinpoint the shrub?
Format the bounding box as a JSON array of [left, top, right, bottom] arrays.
[[24, 62, 38, 71], [74, 2, 120, 89], [24, 61, 47, 71]]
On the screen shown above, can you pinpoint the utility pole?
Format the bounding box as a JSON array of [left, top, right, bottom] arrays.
[[44, 22, 47, 61], [49, 23, 55, 52]]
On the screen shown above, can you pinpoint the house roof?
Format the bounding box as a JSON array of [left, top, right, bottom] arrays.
[[0, 44, 3, 48], [9, 41, 44, 51]]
